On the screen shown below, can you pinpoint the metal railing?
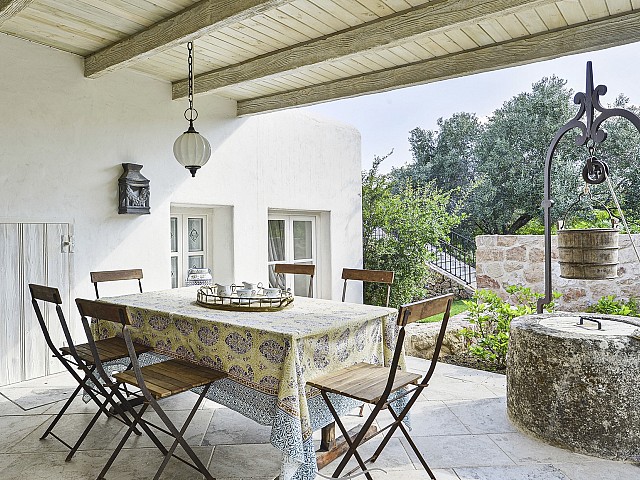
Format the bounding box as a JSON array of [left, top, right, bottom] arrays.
[[367, 228, 476, 287], [427, 232, 476, 286]]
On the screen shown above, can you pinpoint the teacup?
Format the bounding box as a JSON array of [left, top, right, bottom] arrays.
[[215, 284, 233, 296], [236, 288, 256, 298], [263, 287, 280, 297]]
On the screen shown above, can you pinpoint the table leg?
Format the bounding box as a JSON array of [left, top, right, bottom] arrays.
[[316, 422, 378, 469], [320, 422, 336, 451]]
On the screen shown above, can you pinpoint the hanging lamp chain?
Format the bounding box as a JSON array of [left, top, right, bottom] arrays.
[[185, 41, 198, 124]]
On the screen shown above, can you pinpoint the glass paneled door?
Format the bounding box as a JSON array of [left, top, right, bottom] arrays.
[[268, 214, 316, 297], [171, 212, 209, 287]]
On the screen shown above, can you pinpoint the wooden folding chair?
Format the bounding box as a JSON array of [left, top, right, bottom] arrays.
[[341, 268, 395, 307], [341, 268, 395, 416], [76, 299, 227, 480], [274, 263, 316, 297], [308, 293, 454, 480], [29, 284, 149, 461], [90, 268, 143, 299]]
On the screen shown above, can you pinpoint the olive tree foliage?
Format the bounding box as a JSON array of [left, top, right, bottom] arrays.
[[393, 113, 482, 204], [470, 76, 583, 234], [394, 76, 640, 235], [362, 152, 463, 308], [587, 96, 640, 225]]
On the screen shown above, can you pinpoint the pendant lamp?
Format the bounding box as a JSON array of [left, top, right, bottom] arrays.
[[173, 41, 211, 177]]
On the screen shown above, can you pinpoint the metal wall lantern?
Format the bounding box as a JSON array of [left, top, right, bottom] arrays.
[[118, 163, 150, 214], [537, 62, 640, 313]]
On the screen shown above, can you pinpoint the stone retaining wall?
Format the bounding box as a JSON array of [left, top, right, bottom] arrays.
[[425, 269, 473, 300], [405, 313, 470, 360], [476, 234, 640, 311]]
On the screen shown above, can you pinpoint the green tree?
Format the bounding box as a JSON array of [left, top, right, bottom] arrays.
[[585, 95, 640, 227], [397, 76, 640, 237], [470, 76, 583, 234], [362, 153, 462, 307], [401, 76, 640, 235], [393, 113, 482, 200]]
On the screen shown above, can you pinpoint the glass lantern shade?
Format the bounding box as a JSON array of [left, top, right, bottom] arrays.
[[173, 127, 211, 177]]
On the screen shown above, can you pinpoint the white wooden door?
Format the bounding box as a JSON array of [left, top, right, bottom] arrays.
[[170, 210, 211, 288], [0, 223, 71, 386]]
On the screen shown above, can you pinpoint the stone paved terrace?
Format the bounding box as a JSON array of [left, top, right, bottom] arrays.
[[0, 357, 638, 480]]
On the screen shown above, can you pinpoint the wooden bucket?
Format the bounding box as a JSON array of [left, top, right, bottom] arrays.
[[557, 228, 619, 279]]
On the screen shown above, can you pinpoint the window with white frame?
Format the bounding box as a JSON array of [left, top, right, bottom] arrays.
[[170, 210, 210, 288], [268, 214, 317, 297]]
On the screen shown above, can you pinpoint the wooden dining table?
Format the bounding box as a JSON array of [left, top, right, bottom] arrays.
[[99, 286, 400, 480]]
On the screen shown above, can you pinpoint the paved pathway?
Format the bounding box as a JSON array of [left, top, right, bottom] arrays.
[[0, 357, 638, 479]]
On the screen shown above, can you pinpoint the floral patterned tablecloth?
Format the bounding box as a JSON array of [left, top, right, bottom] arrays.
[[101, 287, 400, 480]]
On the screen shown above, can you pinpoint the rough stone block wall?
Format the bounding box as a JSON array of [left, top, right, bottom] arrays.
[[425, 269, 472, 299], [476, 234, 640, 311]]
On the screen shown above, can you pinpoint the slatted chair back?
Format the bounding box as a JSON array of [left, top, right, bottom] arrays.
[[395, 293, 453, 387], [75, 299, 131, 382], [90, 268, 143, 299], [376, 294, 453, 401], [341, 268, 394, 307], [273, 263, 316, 297], [29, 284, 79, 367]]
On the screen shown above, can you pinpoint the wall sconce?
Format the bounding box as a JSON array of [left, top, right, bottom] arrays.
[[118, 163, 150, 214]]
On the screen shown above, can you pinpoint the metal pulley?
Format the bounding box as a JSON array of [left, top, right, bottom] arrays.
[[582, 146, 609, 185]]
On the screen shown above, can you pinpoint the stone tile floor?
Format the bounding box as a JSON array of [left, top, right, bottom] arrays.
[[0, 357, 638, 480]]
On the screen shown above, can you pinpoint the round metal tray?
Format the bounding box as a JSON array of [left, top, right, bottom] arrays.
[[196, 285, 294, 312]]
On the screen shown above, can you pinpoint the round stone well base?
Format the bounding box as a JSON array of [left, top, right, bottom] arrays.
[[507, 313, 640, 462]]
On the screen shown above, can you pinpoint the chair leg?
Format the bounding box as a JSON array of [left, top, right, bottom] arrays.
[[107, 385, 168, 455], [369, 387, 424, 463], [96, 402, 150, 480], [397, 420, 435, 479], [387, 406, 436, 480], [74, 368, 145, 439], [149, 385, 214, 480], [321, 392, 375, 480], [40, 382, 83, 441], [41, 365, 116, 450], [368, 405, 398, 463], [62, 367, 149, 462], [65, 399, 107, 462]]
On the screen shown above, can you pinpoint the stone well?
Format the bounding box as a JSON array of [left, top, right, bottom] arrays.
[[507, 313, 640, 462]]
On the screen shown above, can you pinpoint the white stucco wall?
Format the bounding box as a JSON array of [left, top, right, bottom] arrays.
[[0, 34, 363, 316]]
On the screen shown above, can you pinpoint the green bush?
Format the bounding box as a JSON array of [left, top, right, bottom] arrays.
[[362, 153, 463, 307], [459, 285, 558, 369], [586, 295, 640, 317]]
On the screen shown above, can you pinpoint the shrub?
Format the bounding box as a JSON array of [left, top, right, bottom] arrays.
[[586, 295, 640, 317], [362, 153, 463, 307], [459, 285, 558, 369]]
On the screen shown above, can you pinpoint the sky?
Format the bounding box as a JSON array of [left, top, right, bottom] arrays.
[[301, 41, 640, 174]]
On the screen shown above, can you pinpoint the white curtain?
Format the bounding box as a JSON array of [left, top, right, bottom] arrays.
[[268, 220, 286, 289]]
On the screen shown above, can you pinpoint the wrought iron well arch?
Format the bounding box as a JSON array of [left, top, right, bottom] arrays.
[[537, 61, 640, 313]]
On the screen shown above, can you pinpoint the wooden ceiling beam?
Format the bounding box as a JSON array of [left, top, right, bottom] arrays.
[[84, 0, 293, 78], [0, 0, 33, 25], [172, 0, 556, 99], [236, 9, 640, 116]]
